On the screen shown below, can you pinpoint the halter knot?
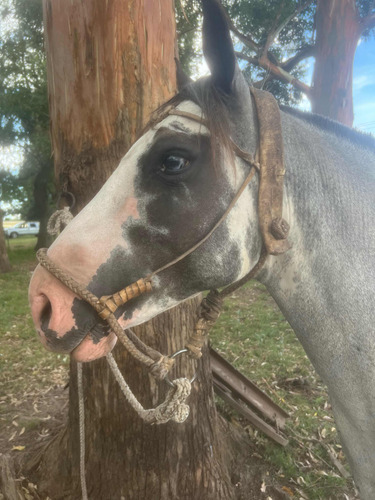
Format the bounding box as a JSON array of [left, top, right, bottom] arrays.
[[270, 217, 290, 240], [143, 378, 191, 424], [148, 355, 176, 380], [47, 206, 74, 235], [186, 289, 223, 359]]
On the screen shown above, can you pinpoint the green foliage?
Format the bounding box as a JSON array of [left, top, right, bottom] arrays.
[[0, 170, 25, 209], [176, 0, 202, 77], [0, 0, 47, 143], [227, 0, 315, 105], [177, 0, 315, 104], [358, 0, 375, 38], [0, 0, 53, 219]]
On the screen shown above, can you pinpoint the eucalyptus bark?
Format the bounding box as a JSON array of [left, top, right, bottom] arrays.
[[0, 211, 11, 273], [311, 0, 361, 126], [24, 1, 235, 498]]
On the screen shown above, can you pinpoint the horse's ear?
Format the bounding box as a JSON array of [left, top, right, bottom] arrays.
[[202, 0, 236, 94], [175, 58, 193, 90]]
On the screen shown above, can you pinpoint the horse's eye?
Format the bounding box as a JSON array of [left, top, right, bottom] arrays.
[[160, 155, 190, 174]]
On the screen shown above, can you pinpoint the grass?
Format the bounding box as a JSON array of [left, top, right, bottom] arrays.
[[0, 237, 69, 400], [5, 235, 38, 265], [0, 239, 356, 499]]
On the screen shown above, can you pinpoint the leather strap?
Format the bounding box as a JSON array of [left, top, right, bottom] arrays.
[[250, 88, 291, 255]]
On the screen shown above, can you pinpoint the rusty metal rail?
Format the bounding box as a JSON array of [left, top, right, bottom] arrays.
[[210, 347, 289, 446]]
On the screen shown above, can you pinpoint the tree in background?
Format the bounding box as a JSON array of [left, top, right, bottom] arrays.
[[0, 171, 25, 272], [177, 0, 375, 125], [0, 0, 54, 249], [0, 206, 11, 272]]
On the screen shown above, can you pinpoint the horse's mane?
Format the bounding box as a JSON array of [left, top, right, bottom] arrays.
[[280, 105, 375, 153]]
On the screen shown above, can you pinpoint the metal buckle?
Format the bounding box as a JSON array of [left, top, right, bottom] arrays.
[[164, 348, 198, 388]]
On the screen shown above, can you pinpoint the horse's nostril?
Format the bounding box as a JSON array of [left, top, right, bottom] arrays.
[[40, 297, 52, 328]]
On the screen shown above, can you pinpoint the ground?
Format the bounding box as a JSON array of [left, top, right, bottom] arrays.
[[0, 237, 359, 499]]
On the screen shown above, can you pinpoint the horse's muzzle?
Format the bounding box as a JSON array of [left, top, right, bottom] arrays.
[[29, 264, 117, 362]]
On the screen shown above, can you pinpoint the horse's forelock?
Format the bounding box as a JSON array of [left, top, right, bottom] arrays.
[[148, 79, 236, 173]]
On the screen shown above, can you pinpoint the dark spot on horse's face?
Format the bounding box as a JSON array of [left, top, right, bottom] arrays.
[[40, 297, 111, 351], [131, 129, 230, 257], [125, 127, 241, 294]]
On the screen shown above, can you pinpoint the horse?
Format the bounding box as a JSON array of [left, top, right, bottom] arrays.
[[29, 0, 375, 497]]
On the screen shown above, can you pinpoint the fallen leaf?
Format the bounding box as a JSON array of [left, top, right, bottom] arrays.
[[281, 485, 294, 496], [8, 431, 17, 442], [260, 480, 266, 493], [12, 445, 25, 451]]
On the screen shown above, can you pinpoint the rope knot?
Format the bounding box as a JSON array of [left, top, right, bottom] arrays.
[[200, 289, 223, 322], [149, 355, 175, 380], [144, 378, 192, 424], [186, 289, 223, 358], [47, 207, 74, 235]]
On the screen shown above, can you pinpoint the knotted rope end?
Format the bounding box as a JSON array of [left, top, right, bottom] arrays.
[[47, 206, 74, 235]]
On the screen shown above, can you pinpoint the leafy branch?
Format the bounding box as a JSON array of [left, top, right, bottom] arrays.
[[225, 0, 315, 99]]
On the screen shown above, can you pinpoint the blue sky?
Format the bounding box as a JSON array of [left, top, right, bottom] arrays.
[[298, 37, 375, 135], [353, 38, 375, 134]]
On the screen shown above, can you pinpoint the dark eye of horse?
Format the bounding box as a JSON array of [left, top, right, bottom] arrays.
[[160, 155, 190, 175]]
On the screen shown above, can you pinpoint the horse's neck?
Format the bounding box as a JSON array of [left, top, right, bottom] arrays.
[[257, 113, 375, 351]]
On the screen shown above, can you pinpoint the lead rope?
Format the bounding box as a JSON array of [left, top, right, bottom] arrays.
[[46, 203, 89, 500], [106, 353, 191, 424], [77, 362, 88, 500]]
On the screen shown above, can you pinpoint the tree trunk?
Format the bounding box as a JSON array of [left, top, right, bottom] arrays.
[[25, 1, 236, 498], [311, 0, 360, 126], [33, 161, 54, 250], [0, 210, 11, 273], [28, 302, 235, 499]]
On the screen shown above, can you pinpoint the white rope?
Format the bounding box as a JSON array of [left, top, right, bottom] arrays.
[[47, 206, 74, 235], [106, 352, 191, 424], [76, 354, 190, 500], [77, 362, 88, 500]]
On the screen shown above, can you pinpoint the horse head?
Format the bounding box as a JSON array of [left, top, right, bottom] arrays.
[[29, 0, 262, 362]]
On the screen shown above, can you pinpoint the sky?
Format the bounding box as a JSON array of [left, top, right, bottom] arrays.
[[353, 38, 375, 134], [295, 37, 375, 135]]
